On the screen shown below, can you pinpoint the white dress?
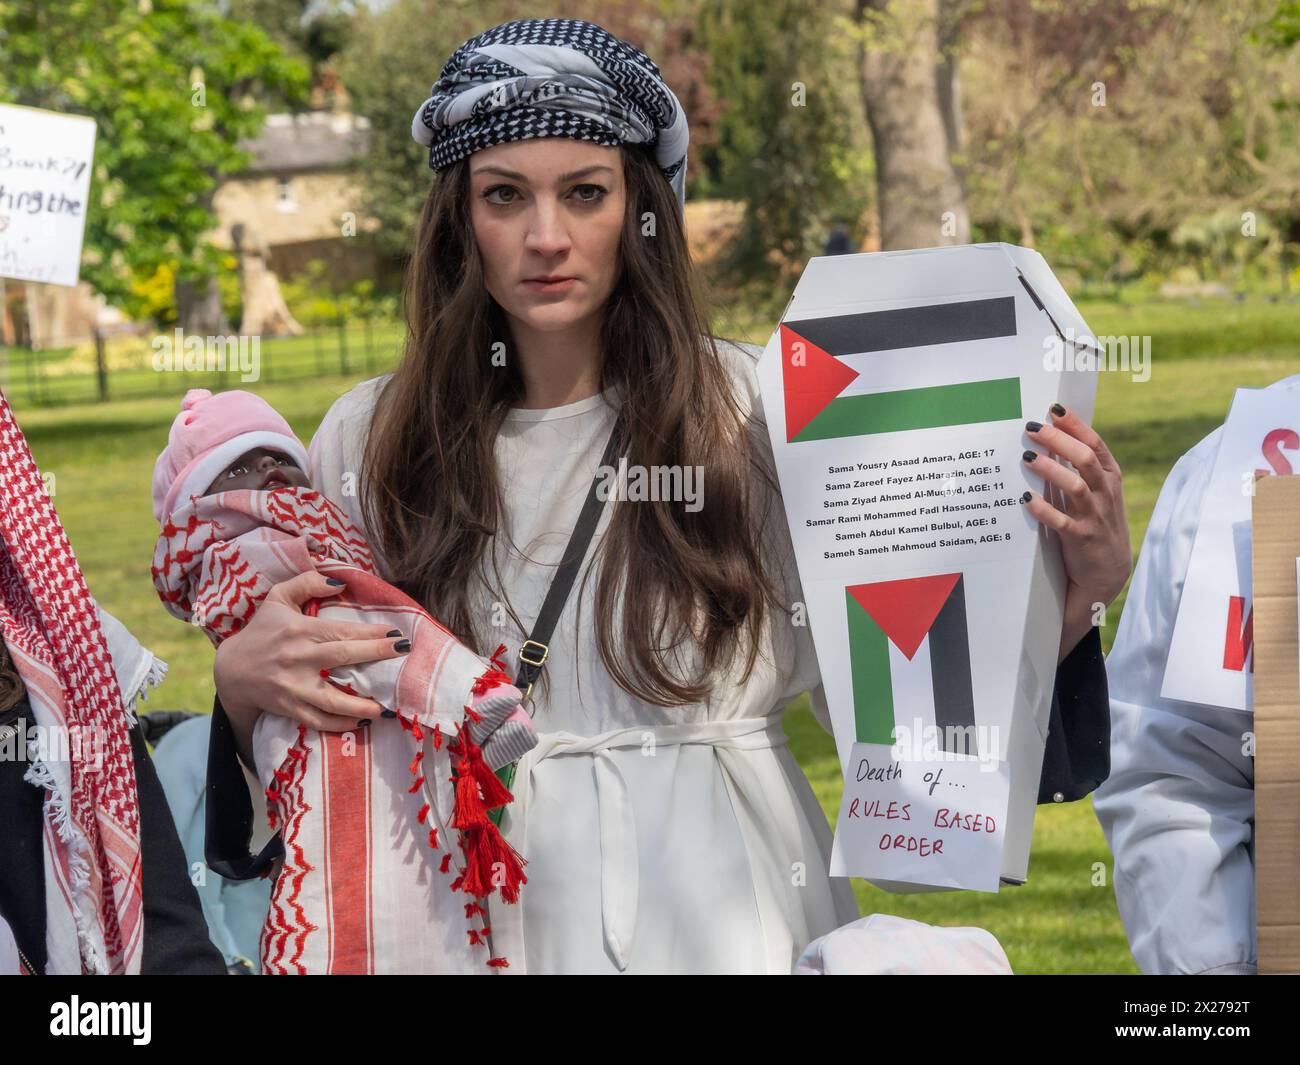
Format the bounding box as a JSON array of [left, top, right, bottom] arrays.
[[307, 338, 860, 974]]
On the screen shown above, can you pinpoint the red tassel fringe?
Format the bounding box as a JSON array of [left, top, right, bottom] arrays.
[[393, 662, 526, 972]]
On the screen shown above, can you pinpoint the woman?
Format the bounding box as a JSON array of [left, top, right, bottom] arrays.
[[205, 17, 1130, 974], [0, 391, 223, 975]]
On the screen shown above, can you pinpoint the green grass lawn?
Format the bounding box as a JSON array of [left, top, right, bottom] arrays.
[[9, 295, 1298, 974]]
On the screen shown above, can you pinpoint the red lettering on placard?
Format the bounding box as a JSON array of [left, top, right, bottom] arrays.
[[1223, 595, 1254, 673], [854, 799, 912, 820], [1255, 428, 1300, 478], [933, 809, 998, 832], [877, 833, 943, 857]]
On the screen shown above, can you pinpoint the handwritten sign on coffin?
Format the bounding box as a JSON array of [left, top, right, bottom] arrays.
[[757, 243, 1100, 891]]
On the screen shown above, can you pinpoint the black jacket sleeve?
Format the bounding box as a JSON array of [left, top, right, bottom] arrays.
[[131, 724, 226, 974], [204, 694, 284, 881], [1037, 625, 1110, 804]]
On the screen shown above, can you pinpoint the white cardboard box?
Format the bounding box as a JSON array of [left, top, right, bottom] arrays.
[[756, 243, 1099, 890]]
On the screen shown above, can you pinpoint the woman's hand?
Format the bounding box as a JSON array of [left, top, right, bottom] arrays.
[[1021, 403, 1132, 663], [213, 570, 410, 767]]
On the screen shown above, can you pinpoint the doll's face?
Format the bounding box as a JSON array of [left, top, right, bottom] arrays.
[[204, 447, 310, 495], [468, 137, 625, 338]]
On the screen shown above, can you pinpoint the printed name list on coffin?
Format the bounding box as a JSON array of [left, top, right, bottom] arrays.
[[780, 296, 1022, 444]]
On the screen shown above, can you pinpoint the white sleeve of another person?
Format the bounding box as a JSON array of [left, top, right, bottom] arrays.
[[1092, 426, 1256, 975]]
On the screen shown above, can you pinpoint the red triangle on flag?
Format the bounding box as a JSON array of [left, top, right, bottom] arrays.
[[780, 323, 860, 442], [847, 573, 961, 660]]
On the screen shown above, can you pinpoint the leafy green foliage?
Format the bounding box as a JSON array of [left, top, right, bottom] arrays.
[[0, 0, 309, 303], [697, 0, 872, 309]]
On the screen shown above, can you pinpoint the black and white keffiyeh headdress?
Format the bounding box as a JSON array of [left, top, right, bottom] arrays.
[[411, 18, 689, 210]]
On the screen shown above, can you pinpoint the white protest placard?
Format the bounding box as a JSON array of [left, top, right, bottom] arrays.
[[0, 103, 97, 287], [1162, 384, 1300, 713], [757, 243, 1099, 890], [829, 742, 1011, 893]]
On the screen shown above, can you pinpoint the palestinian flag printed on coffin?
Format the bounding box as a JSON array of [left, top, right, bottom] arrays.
[[781, 297, 1022, 443], [846, 573, 976, 752]]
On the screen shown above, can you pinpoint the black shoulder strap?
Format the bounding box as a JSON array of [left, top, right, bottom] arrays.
[[205, 695, 284, 881], [513, 413, 624, 705]]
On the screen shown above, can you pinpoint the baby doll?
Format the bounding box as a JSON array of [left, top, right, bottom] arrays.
[[150, 388, 536, 973]]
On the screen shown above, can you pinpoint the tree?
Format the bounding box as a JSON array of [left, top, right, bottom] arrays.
[[956, 0, 1299, 285], [852, 0, 969, 251], [333, 0, 522, 263], [0, 0, 309, 332], [698, 0, 870, 302], [226, 0, 353, 88]]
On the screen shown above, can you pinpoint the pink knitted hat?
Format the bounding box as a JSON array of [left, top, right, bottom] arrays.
[[151, 388, 310, 524]]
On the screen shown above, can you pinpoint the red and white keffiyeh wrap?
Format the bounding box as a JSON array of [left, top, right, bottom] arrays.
[[151, 484, 531, 973], [0, 391, 145, 975]]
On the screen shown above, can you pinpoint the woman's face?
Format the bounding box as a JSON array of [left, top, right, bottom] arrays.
[[468, 138, 626, 336]]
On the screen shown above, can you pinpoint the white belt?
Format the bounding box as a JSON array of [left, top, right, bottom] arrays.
[[488, 716, 788, 973]]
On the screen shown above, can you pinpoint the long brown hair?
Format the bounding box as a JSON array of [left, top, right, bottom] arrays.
[[360, 143, 787, 707]]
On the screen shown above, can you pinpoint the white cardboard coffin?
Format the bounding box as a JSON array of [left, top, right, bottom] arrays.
[[756, 242, 1099, 890]]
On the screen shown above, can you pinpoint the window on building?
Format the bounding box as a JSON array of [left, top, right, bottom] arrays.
[[276, 176, 297, 213]]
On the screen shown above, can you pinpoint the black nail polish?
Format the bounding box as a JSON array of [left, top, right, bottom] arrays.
[[381, 709, 396, 719], [356, 719, 370, 728], [326, 578, 345, 587], [1022, 450, 1037, 464], [1025, 420, 1042, 433], [1020, 491, 1032, 503], [394, 639, 411, 653], [1051, 402, 1066, 417], [386, 629, 402, 638]]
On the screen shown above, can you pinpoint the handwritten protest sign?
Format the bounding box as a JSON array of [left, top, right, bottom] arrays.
[[830, 742, 1011, 893], [0, 103, 97, 287], [1162, 383, 1300, 712]]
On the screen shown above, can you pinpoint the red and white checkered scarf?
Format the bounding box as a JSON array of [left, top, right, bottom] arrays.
[[152, 483, 528, 971], [0, 391, 143, 975]]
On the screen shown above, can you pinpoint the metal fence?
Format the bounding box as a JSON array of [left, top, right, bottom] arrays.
[[0, 319, 406, 408]]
